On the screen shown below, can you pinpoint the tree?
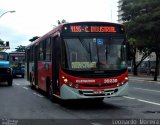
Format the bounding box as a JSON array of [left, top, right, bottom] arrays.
[[0, 39, 7, 52], [128, 38, 152, 75], [121, 0, 160, 80], [0, 39, 5, 46], [57, 19, 67, 25], [29, 36, 39, 42], [15, 45, 26, 52]]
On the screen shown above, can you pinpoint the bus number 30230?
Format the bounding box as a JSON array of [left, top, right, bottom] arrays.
[[104, 79, 118, 84]]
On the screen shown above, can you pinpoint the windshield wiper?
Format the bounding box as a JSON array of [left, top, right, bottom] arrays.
[[78, 38, 92, 62]]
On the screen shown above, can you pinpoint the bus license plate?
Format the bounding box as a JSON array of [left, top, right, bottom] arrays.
[[93, 90, 104, 94]]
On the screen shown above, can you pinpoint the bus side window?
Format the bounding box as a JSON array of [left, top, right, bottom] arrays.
[[38, 42, 44, 61], [45, 38, 51, 61]]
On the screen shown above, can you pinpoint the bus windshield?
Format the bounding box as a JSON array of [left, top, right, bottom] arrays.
[[0, 52, 8, 61], [63, 37, 127, 70], [9, 53, 25, 68]]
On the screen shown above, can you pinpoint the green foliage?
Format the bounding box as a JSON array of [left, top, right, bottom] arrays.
[[0, 39, 6, 52], [29, 36, 39, 42], [15, 45, 26, 52], [121, 0, 160, 48], [0, 39, 5, 46], [121, 0, 160, 77]]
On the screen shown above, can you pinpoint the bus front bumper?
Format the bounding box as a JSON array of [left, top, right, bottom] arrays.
[[60, 83, 128, 100]]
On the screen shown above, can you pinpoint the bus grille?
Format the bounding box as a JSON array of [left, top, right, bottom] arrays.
[[79, 89, 118, 96]]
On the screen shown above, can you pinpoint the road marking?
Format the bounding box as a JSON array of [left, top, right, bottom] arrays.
[[129, 79, 144, 82], [91, 123, 102, 125], [15, 83, 20, 86], [134, 87, 160, 93], [129, 78, 160, 84], [14, 82, 29, 86], [123, 96, 135, 100], [137, 99, 160, 106], [33, 92, 44, 98], [124, 96, 160, 106], [23, 87, 29, 90]]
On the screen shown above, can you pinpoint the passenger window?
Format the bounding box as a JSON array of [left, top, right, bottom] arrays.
[[46, 38, 51, 61]]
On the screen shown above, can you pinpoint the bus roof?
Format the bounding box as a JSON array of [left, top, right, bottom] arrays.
[[9, 52, 25, 56], [9, 52, 25, 54], [26, 21, 124, 49]]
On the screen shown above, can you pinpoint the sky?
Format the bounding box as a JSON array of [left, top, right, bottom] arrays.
[[0, 0, 118, 52]]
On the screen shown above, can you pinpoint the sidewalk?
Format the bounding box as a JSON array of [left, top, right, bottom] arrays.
[[129, 73, 160, 83]]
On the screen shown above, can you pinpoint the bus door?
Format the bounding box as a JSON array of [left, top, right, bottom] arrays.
[[34, 45, 38, 86], [52, 36, 60, 94], [26, 49, 30, 80]]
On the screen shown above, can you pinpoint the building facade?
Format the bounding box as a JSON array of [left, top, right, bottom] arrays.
[[117, 0, 123, 23]]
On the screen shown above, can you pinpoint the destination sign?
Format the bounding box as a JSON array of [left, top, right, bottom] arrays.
[[62, 22, 125, 34], [69, 26, 116, 33], [63, 25, 118, 33]]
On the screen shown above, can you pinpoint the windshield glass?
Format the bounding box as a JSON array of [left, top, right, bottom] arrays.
[[62, 37, 127, 70], [10, 55, 25, 68], [0, 52, 8, 61]]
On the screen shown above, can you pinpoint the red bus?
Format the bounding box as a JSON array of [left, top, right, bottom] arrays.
[[26, 22, 128, 101]]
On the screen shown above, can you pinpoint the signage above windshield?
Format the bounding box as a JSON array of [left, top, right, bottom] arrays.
[[63, 25, 117, 33], [62, 23, 125, 34], [69, 26, 116, 33]]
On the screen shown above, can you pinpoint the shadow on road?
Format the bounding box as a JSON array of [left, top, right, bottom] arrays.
[[58, 99, 120, 110]]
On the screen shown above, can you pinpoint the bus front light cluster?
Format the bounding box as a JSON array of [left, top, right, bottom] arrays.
[[61, 76, 79, 89], [125, 77, 129, 81], [62, 76, 68, 83], [64, 78, 68, 83], [117, 77, 128, 87]]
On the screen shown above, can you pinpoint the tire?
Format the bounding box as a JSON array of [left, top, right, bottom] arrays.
[[49, 84, 54, 101], [22, 74, 24, 78], [48, 84, 58, 102], [8, 79, 13, 86], [30, 81, 34, 89], [30, 75, 34, 89]]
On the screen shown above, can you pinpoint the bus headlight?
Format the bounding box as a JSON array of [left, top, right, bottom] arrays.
[[125, 77, 128, 81], [64, 78, 68, 83]]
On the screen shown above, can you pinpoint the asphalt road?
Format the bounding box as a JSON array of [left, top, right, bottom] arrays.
[[0, 77, 160, 125]]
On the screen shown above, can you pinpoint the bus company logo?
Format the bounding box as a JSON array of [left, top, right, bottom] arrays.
[[76, 80, 95, 83], [104, 79, 118, 84]]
